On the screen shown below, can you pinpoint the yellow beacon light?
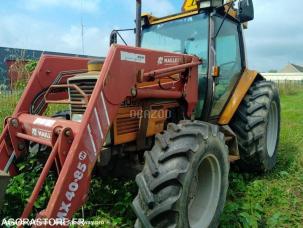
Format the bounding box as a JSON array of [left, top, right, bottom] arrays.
[[182, 0, 200, 12]]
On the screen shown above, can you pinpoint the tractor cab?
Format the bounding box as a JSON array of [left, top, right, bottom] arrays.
[[140, 0, 254, 120]]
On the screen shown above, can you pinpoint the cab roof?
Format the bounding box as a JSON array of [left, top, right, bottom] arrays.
[[142, 0, 238, 26]]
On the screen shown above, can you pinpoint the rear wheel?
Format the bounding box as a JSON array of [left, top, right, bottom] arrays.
[[230, 80, 280, 172], [133, 121, 229, 228]]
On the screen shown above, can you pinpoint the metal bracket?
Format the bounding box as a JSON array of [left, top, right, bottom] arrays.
[[220, 125, 240, 157], [136, 102, 150, 151], [4, 152, 16, 173]]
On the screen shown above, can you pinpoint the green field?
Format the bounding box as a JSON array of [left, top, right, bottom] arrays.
[[0, 91, 302, 227], [0, 93, 20, 132], [221, 91, 303, 227]]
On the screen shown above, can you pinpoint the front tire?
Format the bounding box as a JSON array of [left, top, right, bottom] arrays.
[[230, 80, 281, 172], [133, 121, 229, 228]]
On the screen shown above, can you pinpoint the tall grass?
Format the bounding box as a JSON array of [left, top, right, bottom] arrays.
[[221, 91, 303, 227], [275, 80, 303, 96], [0, 91, 21, 132]]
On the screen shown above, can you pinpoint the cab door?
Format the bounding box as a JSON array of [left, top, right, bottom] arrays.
[[210, 16, 244, 117]]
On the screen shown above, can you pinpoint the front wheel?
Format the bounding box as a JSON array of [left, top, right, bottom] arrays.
[[132, 121, 229, 228]]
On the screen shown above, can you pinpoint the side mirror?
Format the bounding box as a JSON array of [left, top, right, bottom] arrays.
[[109, 30, 118, 46], [238, 0, 254, 23]]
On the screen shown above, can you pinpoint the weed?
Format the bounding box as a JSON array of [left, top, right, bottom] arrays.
[[220, 91, 303, 227], [0, 90, 302, 226]]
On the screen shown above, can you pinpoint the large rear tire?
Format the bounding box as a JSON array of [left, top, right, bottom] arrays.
[[133, 121, 229, 228], [230, 80, 280, 172]]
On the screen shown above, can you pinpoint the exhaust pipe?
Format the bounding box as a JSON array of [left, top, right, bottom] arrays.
[[136, 0, 142, 47]]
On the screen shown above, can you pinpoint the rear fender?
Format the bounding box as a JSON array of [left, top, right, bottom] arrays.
[[218, 69, 264, 125]]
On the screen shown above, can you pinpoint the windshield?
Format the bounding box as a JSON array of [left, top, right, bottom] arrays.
[[142, 13, 209, 74]]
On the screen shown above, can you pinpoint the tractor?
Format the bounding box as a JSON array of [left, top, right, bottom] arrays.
[[0, 0, 280, 227]]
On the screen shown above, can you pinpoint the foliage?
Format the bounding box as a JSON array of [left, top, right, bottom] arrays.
[[0, 148, 56, 219], [25, 60, 38, 73], [220, 91, 303, 227], [0, 93, 20, 132], [0, 91, 303, 226], [0, 84, 8, 91], [9, 60, 37, 90], [0, 90, 136, 225], [268, 69, 278, 73], [78, 178, 137, 226], [45, 104, 70, 116]]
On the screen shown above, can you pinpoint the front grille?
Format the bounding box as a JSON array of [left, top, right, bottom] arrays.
[[116, 116, 140, 135], [69, 78, 142, 145], [69, 79, 97, 114]]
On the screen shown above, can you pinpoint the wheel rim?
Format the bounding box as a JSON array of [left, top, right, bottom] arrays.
[[188, 154, 222, 228], [266, 101, 279, 157]]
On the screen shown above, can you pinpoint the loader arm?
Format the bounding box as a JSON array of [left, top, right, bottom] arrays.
[[0, 55, 89, 175], [0, 44, 200, 221]]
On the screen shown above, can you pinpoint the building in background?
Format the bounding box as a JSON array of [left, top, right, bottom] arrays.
[[0, 47, 102, 88], [279, 63, 303, 73], [262, 63, 303, 82]]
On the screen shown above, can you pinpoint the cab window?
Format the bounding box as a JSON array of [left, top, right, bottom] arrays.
[[211, 17, 243, 116]]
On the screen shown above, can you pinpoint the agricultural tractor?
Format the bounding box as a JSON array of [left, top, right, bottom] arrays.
[[0, 0, 280, 227]]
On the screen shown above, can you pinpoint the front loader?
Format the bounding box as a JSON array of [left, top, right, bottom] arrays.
[[0, 0, 280, 227]]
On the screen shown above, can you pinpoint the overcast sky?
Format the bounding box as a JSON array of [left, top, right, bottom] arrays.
[[0, 0, 302, 72]]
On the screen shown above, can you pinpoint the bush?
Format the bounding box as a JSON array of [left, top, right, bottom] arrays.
[[9, 60, 37, 91]]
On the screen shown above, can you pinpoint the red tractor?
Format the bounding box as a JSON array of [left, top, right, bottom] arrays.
[[0, 0, 280, 227]]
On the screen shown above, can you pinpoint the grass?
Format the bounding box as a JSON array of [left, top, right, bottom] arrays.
[[0, 88, 303, 227], [0, 92, 20, 132], [276, 81, 303, 96], [220, 90, 303, 227]]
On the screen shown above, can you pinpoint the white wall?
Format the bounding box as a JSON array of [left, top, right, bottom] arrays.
[[261, 73, 303, 81]]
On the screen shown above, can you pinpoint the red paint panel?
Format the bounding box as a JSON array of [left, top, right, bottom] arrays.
[[0, 45, 201, 221], [43, 45, 200, 219]]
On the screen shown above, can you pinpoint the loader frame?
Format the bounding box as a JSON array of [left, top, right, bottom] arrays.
[[0, 45, 200, 220]]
